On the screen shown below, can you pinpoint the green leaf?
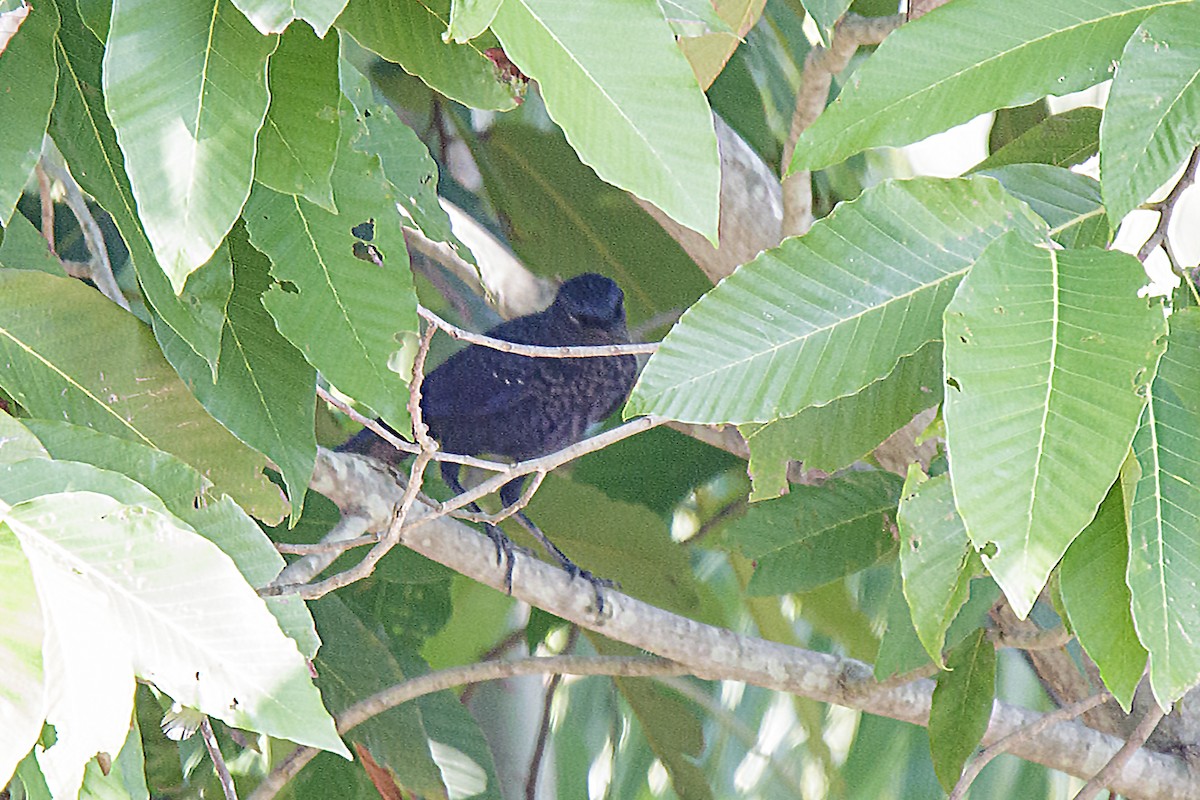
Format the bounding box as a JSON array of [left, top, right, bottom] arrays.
[[721, 471, 902, 595], [0, 0, 57, 225], [255, 21, 340, 210], [943, 235, 1167, 618], [897, 468, 978, 667], [491, 0, 720, 242], [627, 176, 1045, 424], [446, 0, 501, 42], [473, 123, 711, 325], [18, 421, 320, 656], [520, 474, 701, 615], [973, 106, 1102, 171], [981, 164, 1113, 248], [231, 0, 349, 35], [344, 76, 473, 264], [0, 210, 67, 275], [658, 0, 734, 36], [103, 0, 276, 292], [3, 492, 349, 777], [50, 0, 232, 369], [789, 0, 1182, 173], [0, 270, 287, 522], [157, 225, 317, 522], [79, 717, 149, 800], [245, 100, 418, 435], [928, 629, 995, 791], [0, 526, 44, 793], [1101, 3, 1200, 222], [1127, 308, 1200, 705], [336, 0, 521, 111], [311, 598, 449, 799], [1059, 481, 1147, 711], [742, 340, 943, 500], [0, 411, 47, 463]]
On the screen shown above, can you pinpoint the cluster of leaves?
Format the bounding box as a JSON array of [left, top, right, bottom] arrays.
[[0, 0, 1198, 798]]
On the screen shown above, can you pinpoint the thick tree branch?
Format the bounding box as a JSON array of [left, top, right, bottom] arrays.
[[782, 13, 905, 238], [286, 451, 1200, 800]]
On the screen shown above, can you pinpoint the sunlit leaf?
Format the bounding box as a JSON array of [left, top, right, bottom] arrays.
[[104, 0, 276, 292], [790, 0, 1182, 173], [1127, 308, 1200, 705], [944, 234, 1166, 617], [231, 0, 349, 35], [1101, 2, 1200, 222], [492, 0, 720, 242], [628, 176, 1044, 424]]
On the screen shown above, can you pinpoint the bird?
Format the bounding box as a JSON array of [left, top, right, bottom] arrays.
[[341, 273, 638, 609]]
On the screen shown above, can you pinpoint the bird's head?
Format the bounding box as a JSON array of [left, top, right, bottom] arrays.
[[552, 273, 627, 331]]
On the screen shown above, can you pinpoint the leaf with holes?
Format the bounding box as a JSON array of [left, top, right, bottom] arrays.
[[944, 234, 1166, 618]]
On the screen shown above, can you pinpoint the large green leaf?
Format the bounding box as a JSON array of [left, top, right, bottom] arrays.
[[0, 527, 44, 793], [943, 234, 1167, 618], [491, 0, 719, 242], [245, 99, 418, 434], [1059, 481, 1146, 711], [0, 0, 57, 225], [928, 629, 994, 791], [741, 340, 943, 500], [231, 0, 349, 35], [789, 0, 1184, 173], [1127, 308, 1200, 705], [157, 225, 317, 522], [335, 0, 520, 111], [897, 468, 979, 667], [0, 210, 67, 275], [473, 123, 711, 326], [2, 491, 348, 791], [254, 21, 340, 210], [721, 471, 902, 595], [19, 420, 319, 656], [627, 176, 1044, 424], [981, 164, 1113, 248], [311, 598, 449, 799], [1101, 3, 1200, 222], [675, 0, 764, 88], [103, 0, 276, 292], [973, 106, 1102, 171], [50, 0, 232, 370], [0, 270, 287, 522]]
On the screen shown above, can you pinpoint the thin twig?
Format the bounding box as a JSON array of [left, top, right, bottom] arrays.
[[199, 717, 239, 800], [418, 305, 659, 357], [274, 533, 379, 556], [245, 656, 691, 800], [317, 384, 507, 472], [412, 416, 665, 526], [950, 692, 1112, 800], [285, 323, 440, 599], [526, 627, 579, 800], [35, 162, 55, 253], [1072, 701, 1167, 800], [1137, 146, 1200, 264]]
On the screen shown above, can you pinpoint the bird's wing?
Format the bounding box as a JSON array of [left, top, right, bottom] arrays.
[[420, 344, 546, 420]]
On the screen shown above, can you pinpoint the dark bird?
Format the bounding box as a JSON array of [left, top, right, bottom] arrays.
[[342, 273, 638, 608]]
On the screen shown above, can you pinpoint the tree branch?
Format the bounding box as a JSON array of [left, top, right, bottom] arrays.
[[289, 451, 1200, 800], [247, 655, 691, 800]]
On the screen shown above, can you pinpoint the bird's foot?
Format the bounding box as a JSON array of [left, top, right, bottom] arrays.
[[483, 523, 532, 595], [560, 561, 618, 615]]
